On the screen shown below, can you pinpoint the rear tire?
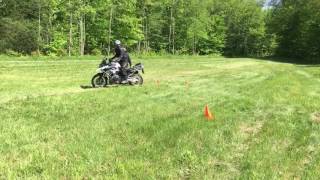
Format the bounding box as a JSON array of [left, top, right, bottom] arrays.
[[91, 74, 108, 88]]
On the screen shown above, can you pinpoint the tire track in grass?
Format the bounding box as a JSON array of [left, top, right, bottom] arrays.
[[0, 87, 153, 177], [0, 87, 105, 105], [234, 68, 320, 179], [237, 77, 288, 177], [147, 61, 278, 177], [207, 64, 287, 178], [167, 65, 274, 178], [1, 58, 320, 177]]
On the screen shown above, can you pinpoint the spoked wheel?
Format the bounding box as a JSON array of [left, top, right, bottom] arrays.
[[129, 74, 143, 86], [91, 74, 108, 88]]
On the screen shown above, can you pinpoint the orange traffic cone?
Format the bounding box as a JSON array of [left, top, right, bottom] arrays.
[[155, 80, 160, 87], [204, 105, 214, 121], [185, 81, 190, 89]]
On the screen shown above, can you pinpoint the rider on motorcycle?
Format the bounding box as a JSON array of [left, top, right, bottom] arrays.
[[110, 40, 132, 83]]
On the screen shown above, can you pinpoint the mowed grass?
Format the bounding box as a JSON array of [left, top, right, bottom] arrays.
[[1, 56, 320, 179]]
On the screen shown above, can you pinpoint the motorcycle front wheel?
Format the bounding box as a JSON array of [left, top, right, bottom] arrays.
[[91, 74, 108, 88], [129, 74, 143, 86]]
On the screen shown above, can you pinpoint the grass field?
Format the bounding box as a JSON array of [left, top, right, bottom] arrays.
[[1, 56, 320, 179]]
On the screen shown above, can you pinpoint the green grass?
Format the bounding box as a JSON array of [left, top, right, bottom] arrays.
[[1, 56, 320, 179]]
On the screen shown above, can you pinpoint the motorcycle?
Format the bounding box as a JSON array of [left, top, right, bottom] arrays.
[[91, 57, 144, 88]]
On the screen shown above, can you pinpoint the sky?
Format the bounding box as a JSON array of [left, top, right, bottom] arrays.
[[264, 0, 272, 7], [263, 0, 275, 9]]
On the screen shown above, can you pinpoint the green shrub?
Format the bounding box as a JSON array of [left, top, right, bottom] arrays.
[[31, 51, 41, 56], [5, 49, 21, 57], [56, 49, 67, 56], [0, 18, 38, 54], [91, 48, 101, 56]]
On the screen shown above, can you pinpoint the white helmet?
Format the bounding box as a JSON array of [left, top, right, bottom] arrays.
[[115, 40, 121, 45]]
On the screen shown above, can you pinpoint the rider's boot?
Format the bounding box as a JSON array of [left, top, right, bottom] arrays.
[[121, 76, 128, 84]]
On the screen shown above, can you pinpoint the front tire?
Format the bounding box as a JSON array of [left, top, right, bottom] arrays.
[[91, 74, 108, 88], [129, 74, 143, 85]]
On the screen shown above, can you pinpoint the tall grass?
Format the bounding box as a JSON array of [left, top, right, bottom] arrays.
[[0, 56, 320, 178]]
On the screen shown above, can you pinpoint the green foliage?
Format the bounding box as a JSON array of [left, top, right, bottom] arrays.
[[223, 0, 268, 56], [43, 32, 68, 56], [0, 18, 38, 54], [0, 0, 319, 61], [4, 49, 22, 57], [267, 0, 320, 61], [91, 48, 102, 56]]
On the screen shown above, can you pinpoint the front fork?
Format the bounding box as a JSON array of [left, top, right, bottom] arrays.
[[101, 73, 110, 84]]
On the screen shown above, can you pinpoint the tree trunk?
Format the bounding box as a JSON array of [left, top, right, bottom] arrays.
[[193, 33, 196, 55], [79, 15, 82, 55], [244, 35, 248, 56], [46, 22, 49, 45], [142, 8, 146, 52], [68, 1, 73, 57], [38, 2, 41, 55], [172, 16, 175, 54], [48, 8, 52, 44], [68, 13, 73, 56], [148, 22, 150, 52], [137, 41, 141, 54], [79, 14, 85, 56], [142, 19, 145, 52], [83, 15, 86, 54], [169, 0, 176, 55], [108, 7, 113, 56], [45, 8, 49, 45], [145, 18, 149, 52], [169, 6, 172, 53], [143, 7, 149, 53]]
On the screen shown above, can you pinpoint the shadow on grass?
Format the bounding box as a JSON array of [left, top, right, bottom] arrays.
[[80, 85, 121, 89], [259, 56, 319, 66], [224, 54, 319, 66], [80, 85, 94, 89]]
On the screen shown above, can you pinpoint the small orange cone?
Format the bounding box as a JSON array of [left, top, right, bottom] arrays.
[[185, 81, 190, 89], [204, 105, 214, 121], [155, 80, 160, 87]]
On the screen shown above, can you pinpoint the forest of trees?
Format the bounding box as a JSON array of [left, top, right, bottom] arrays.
[[0, 0, 319, 62]]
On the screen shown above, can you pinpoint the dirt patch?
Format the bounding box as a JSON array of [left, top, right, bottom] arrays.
[[310, 112, 320, 123], [239, 121, 263, 136]]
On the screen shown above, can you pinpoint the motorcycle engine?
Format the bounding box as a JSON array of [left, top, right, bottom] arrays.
[[110, 74, 121, 84]]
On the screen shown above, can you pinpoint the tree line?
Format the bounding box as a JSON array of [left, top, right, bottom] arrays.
[[0, 0, 319, 62]]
